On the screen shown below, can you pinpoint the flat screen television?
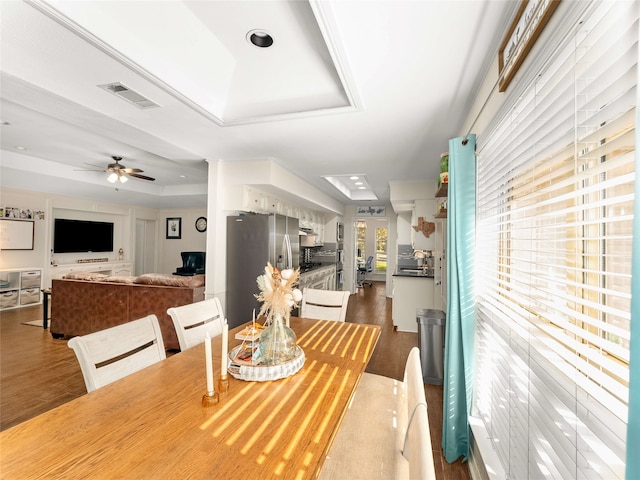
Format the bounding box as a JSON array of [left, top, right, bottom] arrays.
[[53, 218, 114, 253]]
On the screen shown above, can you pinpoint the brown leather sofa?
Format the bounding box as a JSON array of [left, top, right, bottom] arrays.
[[51, 273, 205, 351]]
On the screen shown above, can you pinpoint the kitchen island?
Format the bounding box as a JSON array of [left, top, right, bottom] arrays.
[[392, 268, 434, 332]]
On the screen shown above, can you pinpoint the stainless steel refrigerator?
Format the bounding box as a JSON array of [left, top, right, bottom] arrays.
[[226, 213, 300, 328]]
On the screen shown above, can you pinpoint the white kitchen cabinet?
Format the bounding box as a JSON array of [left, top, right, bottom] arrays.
[[299, 265, 337, 291], [0, 268, 42, 310], [392, 275, 434, 332], [242, 186, 267, 213]]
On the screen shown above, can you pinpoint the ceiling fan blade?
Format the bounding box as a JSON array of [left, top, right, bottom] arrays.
[[128, 173, 155, 181], [120, 168, 144, 173]]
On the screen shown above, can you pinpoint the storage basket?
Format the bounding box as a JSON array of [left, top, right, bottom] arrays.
[[20, 271, 41, 288], [0, 290, 19, 308], [20, 288, 40, 305]]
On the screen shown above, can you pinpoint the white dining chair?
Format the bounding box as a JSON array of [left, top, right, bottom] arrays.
[[318, 346, 431, 479], [300, 287, 350, 322], [405, 346, 427, 417], [404, 403, 436, 480], [68, 314, 166, 393], [167, 297, 224, 351]]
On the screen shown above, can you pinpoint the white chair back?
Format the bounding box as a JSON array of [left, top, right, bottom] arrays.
[[402, 346, 436, 479], [405, 404, 436, 480], [405, 346, 426, 413], [68, 314, 166, 393], [300, 287, 350, 322], [167, 297, 224, 351]]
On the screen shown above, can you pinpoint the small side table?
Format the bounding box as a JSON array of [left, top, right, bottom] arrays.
[[41, 288, 51, 330]]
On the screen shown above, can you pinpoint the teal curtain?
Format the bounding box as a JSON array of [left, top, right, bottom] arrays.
[[442, 134, 476, 462], [626, 74, 639, 480]]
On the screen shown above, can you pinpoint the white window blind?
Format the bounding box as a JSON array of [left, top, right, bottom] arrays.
[[474, 1, 636, 479]]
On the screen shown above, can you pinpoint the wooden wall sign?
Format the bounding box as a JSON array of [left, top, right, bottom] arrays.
[[412, 216, 435, 238], [498, 0, 560, 92]]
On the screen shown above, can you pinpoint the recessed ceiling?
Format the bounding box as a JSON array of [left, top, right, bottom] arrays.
[[0, 0, 516, 210], [35, 0, 359, 125], [323, 174, 377, 201]]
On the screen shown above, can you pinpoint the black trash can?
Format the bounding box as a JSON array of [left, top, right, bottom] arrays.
[[416, 309, 446, 385]]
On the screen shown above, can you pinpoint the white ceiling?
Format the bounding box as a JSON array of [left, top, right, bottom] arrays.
[[0, 0, 514, 210]]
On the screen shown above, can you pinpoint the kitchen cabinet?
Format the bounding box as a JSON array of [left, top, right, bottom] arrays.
[[0, 268, 42, 310], [392, 275, 434, 333], [240, 186, 326, 236], [299, 265, 337, 291]]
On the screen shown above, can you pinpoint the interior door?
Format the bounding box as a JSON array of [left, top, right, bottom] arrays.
[[135, 219, 157, 276]]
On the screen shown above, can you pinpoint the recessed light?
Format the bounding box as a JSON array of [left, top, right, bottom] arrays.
[[350, 176, 359, 180], [15, 146, 26, 150], [354, 181, 363, 186], [247, 30, 273, 48]]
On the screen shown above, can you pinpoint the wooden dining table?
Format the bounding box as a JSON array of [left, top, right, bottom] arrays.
[[0, 317, 380, 479]]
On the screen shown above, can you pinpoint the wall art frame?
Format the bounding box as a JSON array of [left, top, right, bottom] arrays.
[[166, 217, 182, 239], [498, 0, 560, 92]]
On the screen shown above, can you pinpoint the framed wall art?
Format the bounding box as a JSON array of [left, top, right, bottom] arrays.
[[498, 0, 560, 92], [356, 206, 386, 217], [0, 219, 35, 250], [166, 217, 182, 239]]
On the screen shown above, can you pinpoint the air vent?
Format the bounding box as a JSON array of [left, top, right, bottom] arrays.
[[97, 82, 160, 109]]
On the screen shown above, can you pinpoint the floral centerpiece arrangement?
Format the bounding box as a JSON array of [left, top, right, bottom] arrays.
[[253, 263, 303, 366]]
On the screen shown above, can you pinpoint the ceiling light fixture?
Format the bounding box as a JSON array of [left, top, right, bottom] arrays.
[[247, 29, 273, 48], [108, 172, 128, 184]]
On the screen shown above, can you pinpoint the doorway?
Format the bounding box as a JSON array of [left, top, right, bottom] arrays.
[[135, 219, 157, 275], [356, 217, 388, 282]]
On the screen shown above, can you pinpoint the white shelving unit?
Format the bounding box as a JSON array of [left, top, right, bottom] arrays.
[[50, 261, 134, 280], [0, 268, 42, 310]]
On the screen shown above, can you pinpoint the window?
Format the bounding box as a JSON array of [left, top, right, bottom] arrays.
[[375, 226, 387, 273], [356, 221, 367, 261], [474, 2, 636, 478]]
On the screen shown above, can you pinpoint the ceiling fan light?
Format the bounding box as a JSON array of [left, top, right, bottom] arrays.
[[119, 175, 128, 184], [108, 173, 118, 183]]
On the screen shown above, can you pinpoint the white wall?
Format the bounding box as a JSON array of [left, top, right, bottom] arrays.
[[0, 188, 50, 272], [157, 208, 207, 274], [0, 187, 204, 287]]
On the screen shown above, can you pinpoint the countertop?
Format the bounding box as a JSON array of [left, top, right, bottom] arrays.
[[393, 268, 434, 278]]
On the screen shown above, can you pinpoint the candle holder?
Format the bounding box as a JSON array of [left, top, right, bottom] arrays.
[[201, 391, 219, 407], [217, 374, 229, 393]]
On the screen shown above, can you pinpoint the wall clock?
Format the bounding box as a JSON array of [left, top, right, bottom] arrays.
[[195, 216, 207, 232]]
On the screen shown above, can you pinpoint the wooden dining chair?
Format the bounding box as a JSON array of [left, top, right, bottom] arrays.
[[300, 287, 350, 322], [167, 297, 224, 351], [68, 314, 166, 393]]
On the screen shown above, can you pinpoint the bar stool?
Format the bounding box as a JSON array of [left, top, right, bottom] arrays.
[[41, 288, 51, 329]]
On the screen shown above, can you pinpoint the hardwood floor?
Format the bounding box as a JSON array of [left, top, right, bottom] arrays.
[[0, 281, 470, 479]]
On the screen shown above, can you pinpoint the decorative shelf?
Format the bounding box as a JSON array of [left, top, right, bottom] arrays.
[[435, 210, 447, 219], [435, 182, 448, 198]]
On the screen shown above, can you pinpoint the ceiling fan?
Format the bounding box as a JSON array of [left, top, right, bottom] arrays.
[[86, 156, 156, 183]]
